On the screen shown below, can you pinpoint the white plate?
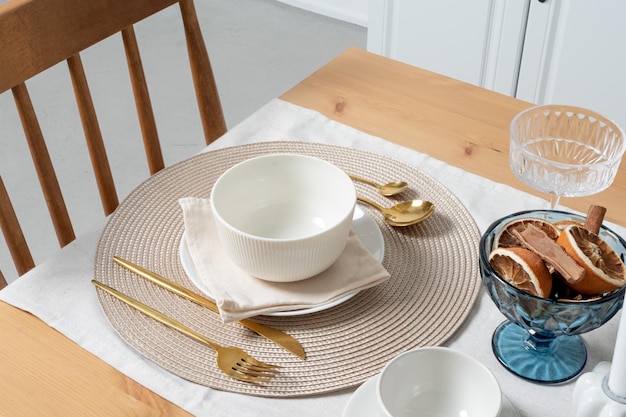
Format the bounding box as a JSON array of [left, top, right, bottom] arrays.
[[179, 205, 384, 316], [342, 374, 520, 417]]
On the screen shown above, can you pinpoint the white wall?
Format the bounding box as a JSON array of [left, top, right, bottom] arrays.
[[276, 0, 368, 26]]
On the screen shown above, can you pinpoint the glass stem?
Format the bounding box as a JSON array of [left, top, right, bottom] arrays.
[[525, 333, 556, 354], [549, 192, 561, 210]]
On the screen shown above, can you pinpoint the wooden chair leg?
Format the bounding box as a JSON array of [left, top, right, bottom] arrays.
[[0, 177, 35, 277], [67, 54, 119, 216], [179, 0, 227, 144], [12, 83, 76, 248], [122, 25, 165, 175]]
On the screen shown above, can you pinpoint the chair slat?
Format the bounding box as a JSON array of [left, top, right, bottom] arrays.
[[0, 177, 36, 278], [67, 54, 119, 215], [122, 26, 165, 175], [1, 0, 226, 280], [11, 83, 76, 247], [179, 0, 226, 144]]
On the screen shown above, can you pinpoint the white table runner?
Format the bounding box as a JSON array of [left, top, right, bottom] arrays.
[[2, 99, 624, 416]]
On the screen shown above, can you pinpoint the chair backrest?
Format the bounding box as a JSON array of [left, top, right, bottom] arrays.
[[0, 0, 226, 288]]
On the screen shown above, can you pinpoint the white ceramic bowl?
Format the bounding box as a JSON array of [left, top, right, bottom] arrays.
[[210, 153, 356, 282], [377, 347, 502, 417]]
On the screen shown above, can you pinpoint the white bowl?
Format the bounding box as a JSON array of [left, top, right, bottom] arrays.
[[377, 347, 502, 417], [210, 153, 356, 282]]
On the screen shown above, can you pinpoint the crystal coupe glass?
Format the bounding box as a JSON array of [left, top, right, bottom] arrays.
[[480, 210, 626, 384], [510, 105, 625, 209]]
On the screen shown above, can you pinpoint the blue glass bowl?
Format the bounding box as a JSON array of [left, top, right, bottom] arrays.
[[479, 210, 626, 384]]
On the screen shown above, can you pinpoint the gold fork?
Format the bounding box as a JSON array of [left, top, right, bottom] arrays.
[[92, 280, 279, 383]]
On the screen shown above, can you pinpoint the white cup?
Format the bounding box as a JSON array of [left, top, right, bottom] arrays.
[[377, 347, 502, 417]]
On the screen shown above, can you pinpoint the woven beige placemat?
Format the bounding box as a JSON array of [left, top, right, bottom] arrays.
[[94, 141, 481, 397]]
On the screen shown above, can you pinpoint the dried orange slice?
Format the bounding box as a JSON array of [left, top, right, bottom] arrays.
[[489, 247, 553, 298], [553, 219, 583, 232], [556, 225, 626, 295], [494, 218, 560, 248]]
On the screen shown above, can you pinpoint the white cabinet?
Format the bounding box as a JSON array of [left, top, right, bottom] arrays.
[[367, 0, 527, 96], [368, 0, 626, 128], [517, 0, 626, 127]]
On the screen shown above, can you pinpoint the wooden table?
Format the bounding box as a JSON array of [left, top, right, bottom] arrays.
[[1, 47, 625, 416], [282, 48, 626, 227]]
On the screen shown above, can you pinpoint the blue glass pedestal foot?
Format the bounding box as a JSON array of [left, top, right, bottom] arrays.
[[492, 321, 587, 384]]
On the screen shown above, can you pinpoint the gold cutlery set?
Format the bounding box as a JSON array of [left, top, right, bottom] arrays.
[[110, 256, 305, 359], [93, 257, 300, 383], [93, 278, 280, 383], [93, 175, 433, 383]]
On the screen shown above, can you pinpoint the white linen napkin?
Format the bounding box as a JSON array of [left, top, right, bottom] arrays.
[[179, 197, 390, 322]]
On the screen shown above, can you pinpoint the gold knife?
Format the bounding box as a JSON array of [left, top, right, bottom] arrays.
[[112, 256, 306, 359]]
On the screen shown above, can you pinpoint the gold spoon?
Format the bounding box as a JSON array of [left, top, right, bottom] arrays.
[[349, 174, 408, 197], [357, 196, 435, 226]]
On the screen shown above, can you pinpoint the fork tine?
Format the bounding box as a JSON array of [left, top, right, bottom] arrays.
[[216, 348, 279, 383], [236, 361, 280, 376], [240, 357, 281, 370], [227, 355, 279, 383], [229, 370, 274, 383]]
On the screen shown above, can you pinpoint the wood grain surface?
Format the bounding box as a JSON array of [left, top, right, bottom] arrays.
[[282, 48, 626, 227]]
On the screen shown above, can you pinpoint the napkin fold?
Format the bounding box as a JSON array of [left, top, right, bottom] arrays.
[[179, 197, 390, 322]]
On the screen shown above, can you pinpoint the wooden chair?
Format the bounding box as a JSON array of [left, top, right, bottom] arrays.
[[0, 0, 227, 288]]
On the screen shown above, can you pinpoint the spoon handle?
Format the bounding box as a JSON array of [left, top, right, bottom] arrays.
[[357, 195, 385, 212], [348, 174, 380, 188]]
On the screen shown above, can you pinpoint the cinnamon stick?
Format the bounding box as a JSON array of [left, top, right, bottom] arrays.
[[513, 224, 585, 284], [584, 205, 607, 234]]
